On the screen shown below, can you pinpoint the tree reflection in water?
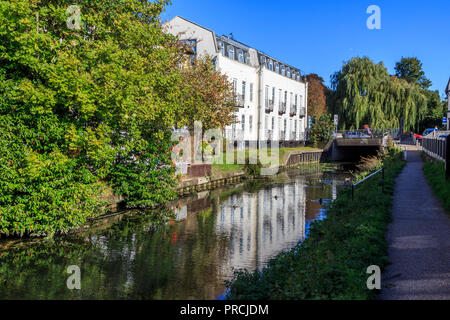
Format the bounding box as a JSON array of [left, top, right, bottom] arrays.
[[0, 165, 351, 300]]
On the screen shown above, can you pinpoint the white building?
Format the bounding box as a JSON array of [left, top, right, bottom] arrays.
[[164, 16, 308, 147]]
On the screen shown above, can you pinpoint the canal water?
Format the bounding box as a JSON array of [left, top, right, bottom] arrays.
[[0, 164, 352, 300]]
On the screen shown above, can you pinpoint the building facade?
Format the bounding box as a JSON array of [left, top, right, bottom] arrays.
[[164, 16, 308, 146]]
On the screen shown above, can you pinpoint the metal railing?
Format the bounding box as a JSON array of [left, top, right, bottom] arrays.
[[235, 94, 245, 108], [335, 129, 399, 139], [351, 167, 384, 200], [298, 107, 306, 118], [290, 104, 297, 116], [279, 102, 286, 115], [422, 131, 450, 162], [265, 100, 274, 113]]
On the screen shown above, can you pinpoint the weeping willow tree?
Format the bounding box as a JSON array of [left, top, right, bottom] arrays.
[[331, 57, 427, 131]]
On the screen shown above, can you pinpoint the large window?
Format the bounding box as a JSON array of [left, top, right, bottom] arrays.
[[218, 41, 225, 56], [250, 83, 253, 102], [275, 62, 279, 73], [241, 114, 245, 132], [249, 115, 253, 132], [233, 79, 237, 94], [242, 81, 246, 100], [268, 59, 273, 71], [265, 86, 269, 108], [286, 67, 291, 78], [228, 46, 235, 59], [281, 65, 285, 76], [238, 50, 244, 63], [260, 56, 266, 67]]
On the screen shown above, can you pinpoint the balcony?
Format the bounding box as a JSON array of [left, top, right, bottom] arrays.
[[265, 100, 274, 113], [290, 104, 297, 117], [235, 94, 245, 108], [299, 107, 306, 118], [278, 102, 286, 115]]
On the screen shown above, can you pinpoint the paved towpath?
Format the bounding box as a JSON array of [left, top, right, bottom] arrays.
[[379, 147, 450, 299]]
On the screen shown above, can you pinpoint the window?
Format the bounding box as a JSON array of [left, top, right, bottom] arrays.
[[218, 41, 225, 56], [295, 94, 298, 106], [284, 91, 287, 103], [238, 50, 244, 63], [286, 67, 291, 78], [290, 92, 293, 105], [265, 116, 269, 130], [265, 86, 269, 108], [250, 83, 253, 102], [268, 59, 273, 71], [272, 117, 275, 130], [242, 81, 246, 100], [233, 79, 237, 94], [228, 46, 235, 59], [244, 53, 249, 64], [281, 65, 285, 76], [241, 114, 245, 132], [272, 87, 275, 102], [275, 62, 279, 73], [300, 95, 303, 107], [249, 115, 253, 132]]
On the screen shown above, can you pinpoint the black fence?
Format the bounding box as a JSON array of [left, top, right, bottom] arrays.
[[422, 131, 450, 162]]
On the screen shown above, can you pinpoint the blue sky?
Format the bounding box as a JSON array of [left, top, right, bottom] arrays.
[[162, 0, 450, 98]]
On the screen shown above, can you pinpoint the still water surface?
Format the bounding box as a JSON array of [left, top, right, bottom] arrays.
[[0, 165, 352, 300]]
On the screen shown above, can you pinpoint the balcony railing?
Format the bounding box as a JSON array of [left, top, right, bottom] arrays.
[[279, 102, 286, 115], [235, 94, 245, 108], [290, 104, 297, 117], [265, 100, 274, 113], [299, 107, 306, 117]]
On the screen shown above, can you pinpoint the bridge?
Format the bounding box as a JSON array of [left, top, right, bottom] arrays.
[[325, 129, 399, 161]]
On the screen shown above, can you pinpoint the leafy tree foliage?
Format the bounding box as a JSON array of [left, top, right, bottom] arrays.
[[395, 57, 432, 89], [176, 56, 236, 131], [0, 0, 186, 236], [310, 114, 335, 147], [330, 57, 427, 131], [305, 73, 329, 118]]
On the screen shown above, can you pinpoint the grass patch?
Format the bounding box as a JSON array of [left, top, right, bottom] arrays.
[[422, 155, 450, 214], [211, 146, 317, 175], [225, 147, 405, 300]]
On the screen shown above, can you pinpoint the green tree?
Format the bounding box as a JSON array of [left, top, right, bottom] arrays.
[[310, 114, 335, 147], [395, 57, 432, 89], [0, 0, 182, 236], [330, 57, 427, 131]]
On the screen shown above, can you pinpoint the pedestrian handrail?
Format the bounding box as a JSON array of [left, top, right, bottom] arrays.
[[352, 167, 384, 200]]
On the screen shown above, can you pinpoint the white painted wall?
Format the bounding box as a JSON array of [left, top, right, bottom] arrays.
[[164, 16, 308, 143], [163, 16, 217, 57]]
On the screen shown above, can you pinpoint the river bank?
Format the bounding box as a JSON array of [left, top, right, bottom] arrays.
[[226, 147, 405, 300]]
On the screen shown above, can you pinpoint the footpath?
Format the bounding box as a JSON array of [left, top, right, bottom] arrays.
[[380, 144, 450, 299]]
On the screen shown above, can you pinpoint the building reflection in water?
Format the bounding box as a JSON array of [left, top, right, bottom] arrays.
[[0, 167, 351, 300]]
